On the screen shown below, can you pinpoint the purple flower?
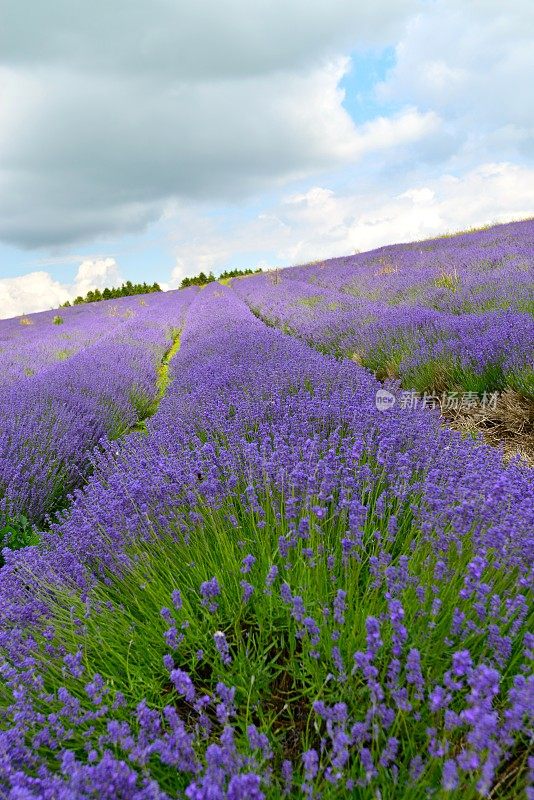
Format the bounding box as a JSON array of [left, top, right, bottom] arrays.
[[365, 616, 382, 658], [406, 648, 425, 699], [63, 649, 84, 678], [214, 631, 231, 665], [379, 737, 399, 768], [409, 755, 424, 784], [429, 685, 452, 712], [247, 725, 272, 760], [452, 650, 473, 678], [333, 589, 347, 625], [200, 576, 221, 613], [240, 580, 254, 603], [1, 245, 534, 796], [303, 616, 320, 646], [360, 748, 377, 783], [280, 582, 292, 604], [164, 626, 184, 649], [85, 673, 106, 705], [442, 759, 458, 791], [241, 554, 256, 574], [281, 760, 293, 795], [163, 653, 174, 671], [200, 576, 220, 599], [265, 565, 278, 587], [227, 773, 265, 800], [302, 749, 319, 780], [171, 589, 183, 610], [160, 606, 173, 624], [170, 668, 195, 702]]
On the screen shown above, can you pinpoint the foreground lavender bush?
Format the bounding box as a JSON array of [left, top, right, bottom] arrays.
[[0, 285, 532, 798], [0, 289, 196, 530]]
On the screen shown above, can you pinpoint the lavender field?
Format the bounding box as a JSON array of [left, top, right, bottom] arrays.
[[0, 222, 533, 799]]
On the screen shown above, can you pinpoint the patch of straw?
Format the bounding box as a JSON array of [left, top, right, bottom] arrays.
[[442, 389, 534, 466]]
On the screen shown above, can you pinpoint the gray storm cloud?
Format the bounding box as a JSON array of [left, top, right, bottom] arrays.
[[0, 1, 418, 77], [0, 0, 420, 248]]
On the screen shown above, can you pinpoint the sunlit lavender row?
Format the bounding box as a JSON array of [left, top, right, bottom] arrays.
[[286, 218, 534, 315], [0, 274, 531, 798], [0, 295, 159, 388], [0, 289, 196, 531], [231, 222, 534, 398]]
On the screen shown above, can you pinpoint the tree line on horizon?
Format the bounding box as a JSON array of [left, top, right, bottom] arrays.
[[61, 281, 162, 306], [180, 267, 262, 288], [59, 268, 263, 306]]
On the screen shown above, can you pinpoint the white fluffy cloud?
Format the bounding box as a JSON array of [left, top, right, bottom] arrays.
[[74, 258, 122, 298], [0, 258, 122, 318], [377, 0, 534, 160], [0, 60, 438, 248], [158, 0, 532, 273], [351, 107, 440, 158], [0, 272, 70, 318], [168, 162, 534, 278], [276, 162, 534, 261]]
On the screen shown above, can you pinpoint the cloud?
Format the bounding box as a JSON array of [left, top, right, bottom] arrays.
[[1, 0, 531, 266], [377, 0, 534, 160], [275, 162, 534, 260], [397, 188, 435, 204], [0, 271, 70, 318], [352, 108, 440, 156], [4, 161, 532, 315], [0, 258, 122, 318], [0, 1, 432, 249], [167, 161, 534, 275], [74, 258, 122, 298], [0, 53, 439, 249], [0, 1, 419, 77]]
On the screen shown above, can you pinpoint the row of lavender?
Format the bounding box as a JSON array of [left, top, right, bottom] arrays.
[[0, 289, 196, 530], [231, 226, 534, 398], [0, 284, 531, 797], [0, 295, 157, 388], [286, 219, 534, 314]]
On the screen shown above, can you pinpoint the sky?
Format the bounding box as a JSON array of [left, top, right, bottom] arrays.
[[0, 0, 533, 318]]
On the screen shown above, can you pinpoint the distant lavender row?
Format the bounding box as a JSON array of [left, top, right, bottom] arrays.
[[0, 288, 196, 527], [285, 218, 534, 315], [0, 295, 161, 388], [232, 271, 534, 396], [1, 285, 531, 797]]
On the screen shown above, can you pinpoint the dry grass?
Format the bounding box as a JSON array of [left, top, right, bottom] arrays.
[[373, 257, 398, 276], [442, 390, 534, 466], [107, 305, 134, 318]]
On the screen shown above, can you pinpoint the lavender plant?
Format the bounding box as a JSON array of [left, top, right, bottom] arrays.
[[0, 284, 531, 798], [0, 289, 197, 533], [285, 219, 534, 315], [231, 239, 534, 398]]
